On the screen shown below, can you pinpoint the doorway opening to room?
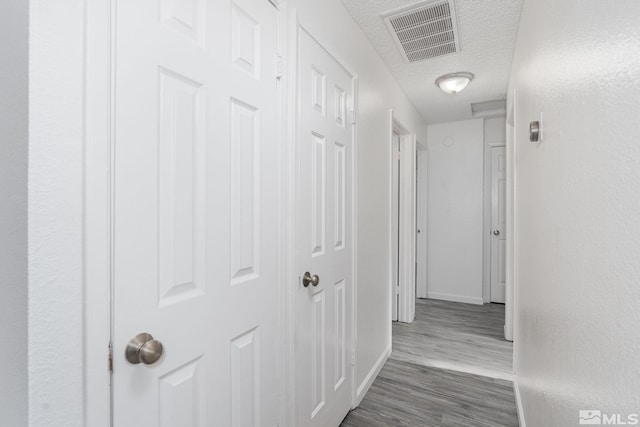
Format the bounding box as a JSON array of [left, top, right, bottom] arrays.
[[389, 111, 417, 324]]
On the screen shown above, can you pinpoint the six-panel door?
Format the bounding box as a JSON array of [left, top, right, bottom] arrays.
[[296, 28, 355, 427], [112, 0, 279, 425]]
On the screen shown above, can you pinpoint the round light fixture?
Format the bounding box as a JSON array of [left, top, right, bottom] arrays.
[[435, 72, 474, 95]]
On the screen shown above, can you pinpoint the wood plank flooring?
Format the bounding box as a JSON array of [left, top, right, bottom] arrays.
[[341, 299, 517, 427], [392, 299, 513, 379]]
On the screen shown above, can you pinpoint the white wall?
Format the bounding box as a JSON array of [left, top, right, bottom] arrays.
[[287, 0, 428, 401], [29, 1, 86, 426], [427, 119, 484, 305], [0, 0, 28, 425], [482, 116, 506, 302], [509, 0, 640, 425]]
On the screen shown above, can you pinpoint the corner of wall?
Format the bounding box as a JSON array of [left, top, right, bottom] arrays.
[[513, 378, 527, 427]]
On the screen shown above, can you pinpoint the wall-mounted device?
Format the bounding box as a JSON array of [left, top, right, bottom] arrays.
[[529, 121, 540, 142], [529, 112, 544, 142]]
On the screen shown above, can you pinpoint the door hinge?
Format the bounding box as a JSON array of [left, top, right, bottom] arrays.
[[396, 285, 400, 294], [351, 350, 356, 366], [108, 343, 113, 374], [351, 109, 357, 125], [276, 54, 284, 80]]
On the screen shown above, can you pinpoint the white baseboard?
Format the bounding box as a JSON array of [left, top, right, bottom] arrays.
[[408, 358, 512, 382], [513, 379, 526, 427], [355, 346, 391, 407], [427, 292, 484, 305]]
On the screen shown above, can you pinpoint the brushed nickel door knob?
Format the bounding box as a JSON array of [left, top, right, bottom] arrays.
[[302, 272, 320, 287], [493, 230, 500, 236], [125, 333, 164, 365]]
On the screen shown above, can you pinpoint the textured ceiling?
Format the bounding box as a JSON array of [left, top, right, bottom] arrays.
[[341, 0, 523, 123]]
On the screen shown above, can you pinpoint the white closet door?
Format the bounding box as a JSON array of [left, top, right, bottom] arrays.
[[112, 0, 280, 425], [296, 28, 355, 427]]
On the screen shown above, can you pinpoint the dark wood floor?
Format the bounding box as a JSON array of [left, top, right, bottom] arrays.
[[341, 299, 518, 427]]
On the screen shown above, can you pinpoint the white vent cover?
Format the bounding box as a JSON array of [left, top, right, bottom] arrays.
[[382, 0, 461, 63]]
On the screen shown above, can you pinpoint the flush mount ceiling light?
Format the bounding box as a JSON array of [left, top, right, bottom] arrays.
[[435, 72, 474, 94]]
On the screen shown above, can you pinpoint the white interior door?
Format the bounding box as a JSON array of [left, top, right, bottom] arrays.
[[296, 28, 354, 427], [490, 146, 507, 303], [391, 135, 400, 322], [112, 0, 280, 425]]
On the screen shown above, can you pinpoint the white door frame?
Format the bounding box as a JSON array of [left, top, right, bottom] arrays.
[[505, 90, 517, 344], [390, 133, 400, 321], [416, 148, 428, 299], [286, 10, 360, 425], [82, 1, 287, 425], [388, 111, 416, 324], [84, 1, 115, 424]]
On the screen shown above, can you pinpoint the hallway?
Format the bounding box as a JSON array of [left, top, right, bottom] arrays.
[[341, 299, 517, 426], [7, 0, 640, 425]]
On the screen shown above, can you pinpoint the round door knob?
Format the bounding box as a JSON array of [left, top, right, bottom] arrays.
[[302, 272, 320, 287], [493, 230, 500, 236], [125, 333, 164, 365]]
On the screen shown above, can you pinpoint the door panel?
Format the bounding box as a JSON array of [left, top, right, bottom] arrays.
[[112, 0, 279, 425], [311, 290, 326, 416], [296, 28, 354, 427], [490, 146, 507, 303], [335, 143, 346, 251], [311, 133, 327, 256]]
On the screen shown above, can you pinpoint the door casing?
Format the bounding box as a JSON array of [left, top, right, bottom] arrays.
[[391, 134, 400, 321], [505, 89, 517, 344]]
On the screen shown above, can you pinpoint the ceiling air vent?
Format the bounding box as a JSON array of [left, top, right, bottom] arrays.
[[382, 0, 461, 63]]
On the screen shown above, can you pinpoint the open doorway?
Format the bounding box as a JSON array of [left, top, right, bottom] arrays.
[[404, 117, 514, 380], [389, 111, 416, 324]]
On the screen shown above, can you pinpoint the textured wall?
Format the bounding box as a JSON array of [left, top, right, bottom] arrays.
[[427, 119, 484, 304], [509, 0, 640, 425], [29, 1, 86, 426], [0, 0, 28, 425]]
